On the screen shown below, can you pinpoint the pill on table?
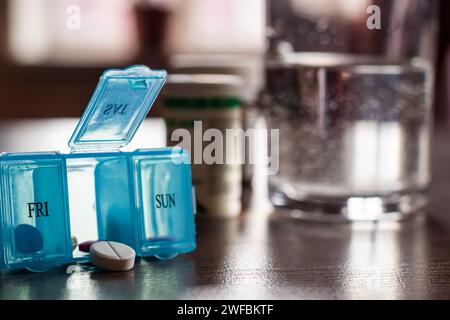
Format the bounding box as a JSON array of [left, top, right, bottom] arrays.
[[79, 240, 97, 253], [14, 224, 44, 254], [89, 241, 136, 272]]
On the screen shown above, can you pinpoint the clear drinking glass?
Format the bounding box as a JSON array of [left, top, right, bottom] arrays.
[[263, 0, 440, 221]]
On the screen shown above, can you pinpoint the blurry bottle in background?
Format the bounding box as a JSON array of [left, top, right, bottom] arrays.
[[263, 0, 439, 222], [169, 54, 264, 192], [162, 74, 245, 218]]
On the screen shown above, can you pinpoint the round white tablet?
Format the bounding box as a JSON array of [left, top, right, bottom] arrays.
[[89, 241, 136, 272]]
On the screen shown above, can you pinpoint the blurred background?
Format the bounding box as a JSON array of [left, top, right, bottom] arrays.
[[0, 0, 265, 118], [0, 0, 446, 120]]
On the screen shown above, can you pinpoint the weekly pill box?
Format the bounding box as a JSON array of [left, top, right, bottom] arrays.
[[0, 65, 196, 271]]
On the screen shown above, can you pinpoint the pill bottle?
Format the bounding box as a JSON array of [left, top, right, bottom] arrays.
[[168, 54, 265, 200], [163, 74, 244, 218]]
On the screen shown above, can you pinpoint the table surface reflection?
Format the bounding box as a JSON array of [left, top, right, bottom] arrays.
[[1, 119, 450, 300]]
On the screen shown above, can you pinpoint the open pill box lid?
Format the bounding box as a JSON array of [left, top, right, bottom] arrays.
[[69, 65, 167, 151]]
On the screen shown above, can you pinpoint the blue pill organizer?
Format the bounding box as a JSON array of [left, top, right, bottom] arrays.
[[0, 65, 196, 271]]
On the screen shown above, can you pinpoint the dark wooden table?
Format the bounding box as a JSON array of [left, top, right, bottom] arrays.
[[1, 121, 450, 300]]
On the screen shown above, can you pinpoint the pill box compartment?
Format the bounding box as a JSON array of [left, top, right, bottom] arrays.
[[93, 155, 135, 249], [0, 153, 72, 271], [66, 157, 102, 260], [68, 150, 196, 261], [94, 148, 196, 259], [131, 148, 195, 258]]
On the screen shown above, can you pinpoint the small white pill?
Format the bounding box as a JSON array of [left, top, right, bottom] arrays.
[[89, 241, 136, 272]]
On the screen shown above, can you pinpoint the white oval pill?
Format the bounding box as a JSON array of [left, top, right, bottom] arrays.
[[90, 241, 136, 272]]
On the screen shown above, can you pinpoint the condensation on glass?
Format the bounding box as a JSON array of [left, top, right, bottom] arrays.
[[263, 0, 439, 221]]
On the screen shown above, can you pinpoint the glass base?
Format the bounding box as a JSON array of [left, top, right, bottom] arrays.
[[270, 189, 427, 223]]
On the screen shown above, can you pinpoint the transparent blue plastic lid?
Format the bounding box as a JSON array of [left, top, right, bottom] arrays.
[[69, 65, 167, 150]]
